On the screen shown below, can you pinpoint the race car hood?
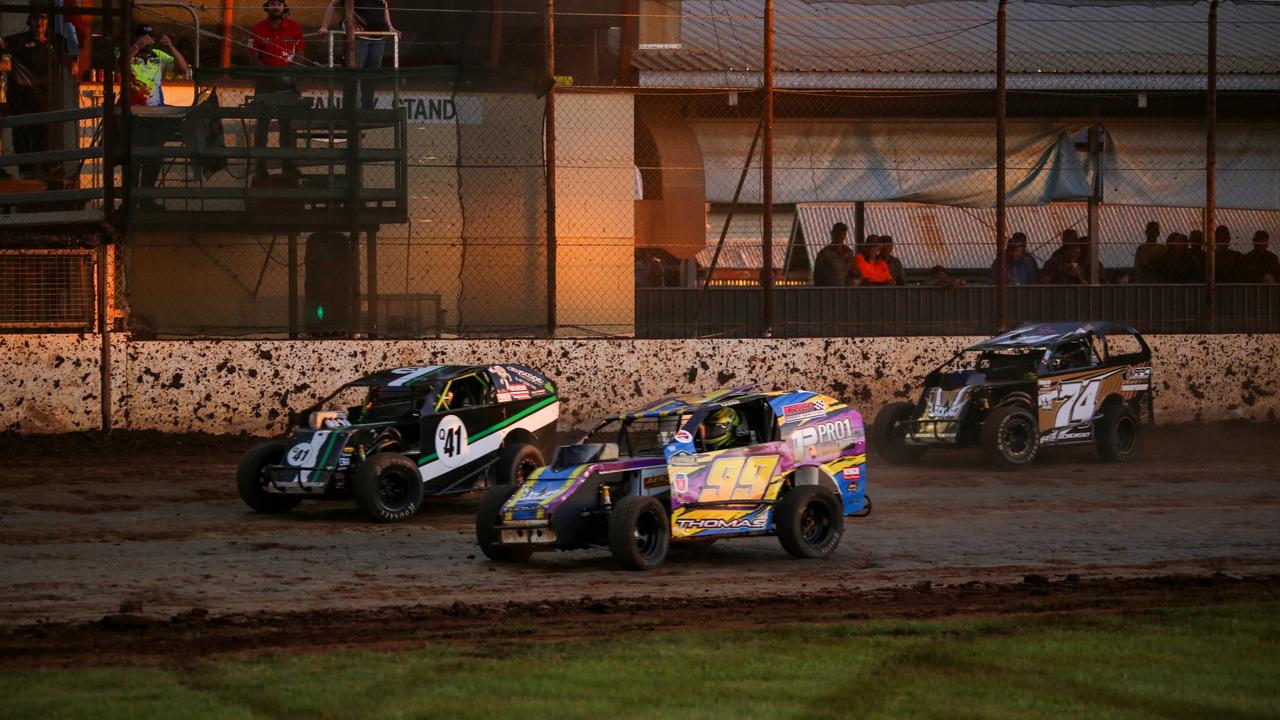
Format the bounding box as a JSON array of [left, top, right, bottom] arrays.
[[502, 456, 667, 521], [272, 427, 361, 486]]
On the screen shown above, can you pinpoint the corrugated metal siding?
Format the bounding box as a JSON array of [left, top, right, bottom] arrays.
[[635, 1, 1280, 77], [700, 203, 1280, 272]]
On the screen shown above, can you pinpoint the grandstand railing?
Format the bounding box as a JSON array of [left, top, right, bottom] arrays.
[[635, 284, 1280, 338]]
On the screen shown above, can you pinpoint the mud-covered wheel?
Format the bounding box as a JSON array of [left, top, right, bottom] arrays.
[[236, 440, 302, 514], [871, 401, 927, 464], [981, 405, 1039, 471], [608, 495, 670, 570], [353, 452, 424, 523], [476, 483, 533, 562], [1095, 402, 1141, 463], [776, 485, 844, 559], [494, 443, 544, 487]]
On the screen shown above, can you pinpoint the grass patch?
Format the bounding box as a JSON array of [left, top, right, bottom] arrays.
[[3, 603, 1278, 720]]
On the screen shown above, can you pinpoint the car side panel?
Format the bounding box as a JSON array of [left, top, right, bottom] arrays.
[[1036, 362, 1152, 440]]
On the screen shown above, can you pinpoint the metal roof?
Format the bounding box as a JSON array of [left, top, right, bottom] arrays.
[[635, 1, 1280, 87], [703, 202, 1280, 271]]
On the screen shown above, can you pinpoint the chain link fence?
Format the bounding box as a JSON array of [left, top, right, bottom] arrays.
[[2, 1, 1278, 338]]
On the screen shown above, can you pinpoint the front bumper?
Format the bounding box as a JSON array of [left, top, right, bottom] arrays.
[[901, 419, 963, 445]]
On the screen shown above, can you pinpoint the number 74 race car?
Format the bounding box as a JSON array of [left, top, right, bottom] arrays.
[[237, 364, 559, 522], [872, 322, 1154, 470], [476, 388, 871, 570]]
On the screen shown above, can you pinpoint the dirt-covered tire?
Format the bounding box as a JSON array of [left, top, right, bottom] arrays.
[[236, 440, 302, 514], [494, 443, 544, 487], [981, 405, 1040, 471], [476, 483, 533, 562], [775, 485, 844, 559], [871, 401, 927, 464], [1095, 402, 1141, 463], [352, 452, 424, 523], [608, 495, 670, 570]]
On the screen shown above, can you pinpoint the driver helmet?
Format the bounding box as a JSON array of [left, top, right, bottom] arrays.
[[702, 407, 740, 450]]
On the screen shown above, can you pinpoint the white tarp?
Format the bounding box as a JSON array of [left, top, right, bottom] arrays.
[[693, 120, 1280, 210]]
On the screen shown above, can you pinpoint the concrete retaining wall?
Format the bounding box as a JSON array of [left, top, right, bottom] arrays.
[[2, 335, 1276, 434]]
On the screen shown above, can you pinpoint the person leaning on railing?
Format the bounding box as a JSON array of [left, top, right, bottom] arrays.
[[1240, 231, 1279, 284], [854, 236, 896, 286], [988, 232, 1039, 286], [880, 235, 907, 286], [812, 221, 855, 287], [1133, 220, 1165, 282]]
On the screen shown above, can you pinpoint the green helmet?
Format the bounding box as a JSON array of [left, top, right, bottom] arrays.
[[703, 407, 740, 450]]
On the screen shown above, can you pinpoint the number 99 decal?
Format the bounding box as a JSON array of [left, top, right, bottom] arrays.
[[434, 415, 470, 468]]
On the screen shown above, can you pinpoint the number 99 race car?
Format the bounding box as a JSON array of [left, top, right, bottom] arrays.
[[475, 388, 871, 570], [237, 365, 559, 522], [873, 322, 1154, 471]]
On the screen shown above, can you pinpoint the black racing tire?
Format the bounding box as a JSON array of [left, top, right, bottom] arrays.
[[476, 483, 534, 562], [608, 495, 670, 570], [494, 443, 544, 487], [1095, 402, 1141, 463], [775, 485, 844, 559], [871, 402, 927, 464], [236, 440, 302, 514], [352, 452, 424, 523], [981, 405, 1040, 471]]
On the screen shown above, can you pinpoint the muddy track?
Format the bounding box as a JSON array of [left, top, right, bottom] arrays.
[[1, 422, 1278, 640], [3, 574, 1276, 668]]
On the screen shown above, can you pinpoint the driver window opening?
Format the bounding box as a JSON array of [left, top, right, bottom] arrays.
[[436, 374, 493, 411]]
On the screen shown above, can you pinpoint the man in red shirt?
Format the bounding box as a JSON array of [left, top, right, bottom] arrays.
[[250, 0, 304, 177]]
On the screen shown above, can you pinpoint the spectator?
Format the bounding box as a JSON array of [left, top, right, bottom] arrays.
[[1152, 232, 1195, 283], [1213, 225, 1245, 282], [1133, 220, 1164, 282], [812, 222, 855, 287], [634, 252, 663, 288], [1240, 231, 1279, 284], [854, 236, 894, 285], [0, 49, 11, 179], [989, 232, 1039, 285], [128, 25, 189, 205], [1112, 269, 1132, 284], [319, 0, 399, 109], [880, 235, 907, 286], [250, 0, 305, 178], [1041, 242, 1087, 284], [4, 13, 70, 179], [924, 265, 966, 289]]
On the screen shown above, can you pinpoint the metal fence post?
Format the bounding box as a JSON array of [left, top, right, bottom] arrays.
[[994, 0, 1008, 331], [1204, 0, 1219, 330], [545, 0, 558, 336], [761, 0, 775, 337]]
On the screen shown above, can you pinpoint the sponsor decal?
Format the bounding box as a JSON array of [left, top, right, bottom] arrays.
[[675, 516, 768, 531], [488, 365, 512, 385], [496, 391, 513, 403], [643, 474, 669, 490], [781, 399, 826, 421], [1128, 367, 1152, 379], [674, 429, 693, 444], [842, 466, 862, 481], [790, 418, 860, 457], [672, 472, 689, 493], [508, 366, 547, 387], [1044, 428, 1092, 443]]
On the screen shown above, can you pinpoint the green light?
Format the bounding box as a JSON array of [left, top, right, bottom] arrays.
[[316, 305, 325, 319]]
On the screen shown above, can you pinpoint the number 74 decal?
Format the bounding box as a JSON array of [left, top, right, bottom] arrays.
[[1041, 370, 1121, 428]]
